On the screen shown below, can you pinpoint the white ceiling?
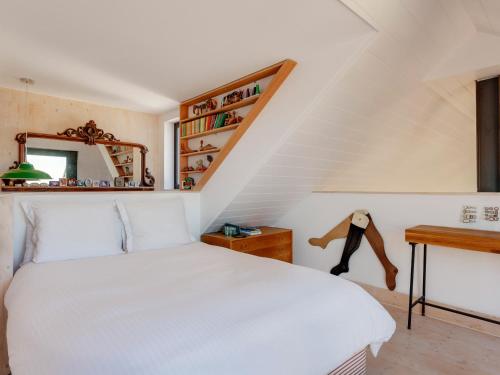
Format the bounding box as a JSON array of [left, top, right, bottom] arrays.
[[461, 0, 500, 36], [0, 0, 370, 113]]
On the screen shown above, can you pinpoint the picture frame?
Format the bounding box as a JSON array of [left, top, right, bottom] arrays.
[[59, 178, 67, 187], [49, 180, 60, 187]]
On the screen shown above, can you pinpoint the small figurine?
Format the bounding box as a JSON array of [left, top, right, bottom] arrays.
[[207, 155, 213, 165], [225, 111, 243, 126], [193, 98, 218, 116], [181, 143, 195, 154], [195, 159, 206, 171], [182, 177, 195, 190], [199, 140, 217, 151]]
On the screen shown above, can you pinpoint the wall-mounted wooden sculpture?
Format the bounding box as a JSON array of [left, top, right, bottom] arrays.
[[309, 211, 398, 290]]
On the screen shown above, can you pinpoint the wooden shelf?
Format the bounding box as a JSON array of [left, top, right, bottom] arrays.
[[114, 162, 133, 166], [178, 59, 296, 191], [180, 170, 206, 175], [1, 186, 154, 192], [110, 150, 133, 156], [180, 148, 220, 157], [180, 95, 259, 124], [180, 124, 240, 140]]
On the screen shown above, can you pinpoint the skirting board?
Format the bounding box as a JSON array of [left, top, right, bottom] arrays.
[[358, 282, 500, 338]]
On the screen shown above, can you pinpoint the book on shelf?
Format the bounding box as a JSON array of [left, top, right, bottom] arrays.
[[182, 112, 237, 137]]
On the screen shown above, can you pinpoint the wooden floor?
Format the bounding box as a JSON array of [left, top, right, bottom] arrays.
[[367, 305, 500, 375]]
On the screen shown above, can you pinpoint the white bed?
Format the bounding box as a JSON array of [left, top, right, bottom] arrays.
[[5, 241, 395, 375]]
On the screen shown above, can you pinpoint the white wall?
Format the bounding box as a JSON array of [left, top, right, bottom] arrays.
[[276, 192, 500, 318]]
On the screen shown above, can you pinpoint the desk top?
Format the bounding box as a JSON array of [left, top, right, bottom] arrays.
[[405, 225, 500, 254]]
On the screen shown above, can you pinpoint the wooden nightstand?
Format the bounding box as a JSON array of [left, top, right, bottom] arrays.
[[201, 226, 292, 263]]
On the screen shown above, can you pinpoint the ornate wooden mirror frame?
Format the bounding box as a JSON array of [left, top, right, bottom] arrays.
[[10, 120, 155, 190]]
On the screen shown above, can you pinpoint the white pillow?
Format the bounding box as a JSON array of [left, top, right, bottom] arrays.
[[116, 197, 193, 252], [23, 201, 124, 263]]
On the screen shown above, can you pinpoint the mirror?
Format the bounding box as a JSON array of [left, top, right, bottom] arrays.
[[7, 120, 155, 190], [26, 138, 141, 184]]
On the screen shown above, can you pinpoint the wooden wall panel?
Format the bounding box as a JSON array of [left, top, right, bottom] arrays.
[[0, 87, 161, 187]]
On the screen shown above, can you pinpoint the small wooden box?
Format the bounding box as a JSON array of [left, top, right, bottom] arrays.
[[201, 226, 292, 263]]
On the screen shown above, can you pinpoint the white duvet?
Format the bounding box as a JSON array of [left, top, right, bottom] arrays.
[[5, 242, 395, 375]]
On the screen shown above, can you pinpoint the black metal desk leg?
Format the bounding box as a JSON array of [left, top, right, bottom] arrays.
[[422, 244, 427, 316], [407, 243, 416, 329]]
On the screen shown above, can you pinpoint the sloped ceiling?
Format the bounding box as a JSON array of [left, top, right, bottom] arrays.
[[207, 0, 481, 231], [0, 0, 370, 113]]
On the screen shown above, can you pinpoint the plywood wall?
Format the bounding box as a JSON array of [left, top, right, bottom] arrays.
[[0, 87, 162, 187]]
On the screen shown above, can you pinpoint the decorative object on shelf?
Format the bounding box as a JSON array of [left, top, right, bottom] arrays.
[[252, 82, 261, 95], [114, 177, 125, 187], [223, 90, 243, 107], [181, 166, 195, 172], [199, 140, 217, 152], [195, 159, 207, 172], [49, 180, 60, 187], [207, 155, 214, 166], [99, 180, 110, 188], [245, 88, 251, 98], [67, 178, 77, 187], [29, 182, 40, 187], [76, 179, 85, 187], [462, 205, 477, 223], [193, 98, 218, 116], [124, 155, 133, 163], [92, 180, 100, 188], [1, 162, 52, 185], [308, 211, 398, 291], [124, 166, 131, 175], [58, 120, 119, 145], [84, 178, 93, 187], [224, 111, 243, 126], [181, 177, 195, 190], [484, 206, 499, 221], [59, 178, 68, 187], [180, 143, 195, 154]]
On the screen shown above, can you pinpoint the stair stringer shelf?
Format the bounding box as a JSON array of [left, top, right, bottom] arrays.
[[179, 59, 297, 192]]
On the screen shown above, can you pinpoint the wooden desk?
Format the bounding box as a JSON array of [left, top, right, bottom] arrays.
[[405, 225, 500, 329], [201, 227, 292, 263]]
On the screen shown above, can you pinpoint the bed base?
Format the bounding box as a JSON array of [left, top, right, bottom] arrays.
[[328, 349, 366, 375]]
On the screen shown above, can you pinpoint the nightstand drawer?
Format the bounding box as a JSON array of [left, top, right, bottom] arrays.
[[201, 227, 293, 263], [230, 232, 291, 252], [247, 245, 292, 263]]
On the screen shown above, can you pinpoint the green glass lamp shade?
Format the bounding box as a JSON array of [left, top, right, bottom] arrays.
[[0, 162, 52, 180]]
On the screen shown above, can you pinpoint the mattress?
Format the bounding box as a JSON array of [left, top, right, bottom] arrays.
[[5, 242, 395, 375]]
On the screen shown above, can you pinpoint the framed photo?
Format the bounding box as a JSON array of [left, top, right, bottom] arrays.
[[49, 180, 60, 187], [114, 177, 125, 187], [59, 178, 67, 187]]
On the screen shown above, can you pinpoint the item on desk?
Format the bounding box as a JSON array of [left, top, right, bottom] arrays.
[[49, 180, 60, 187], [240, 227, 262, 236], [462, 205, 477, 223], [222, 223, 241, 237], [484, 206, 499, 221]]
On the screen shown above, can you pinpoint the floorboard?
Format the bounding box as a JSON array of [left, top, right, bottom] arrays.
[[367, 305, 500, 375]]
